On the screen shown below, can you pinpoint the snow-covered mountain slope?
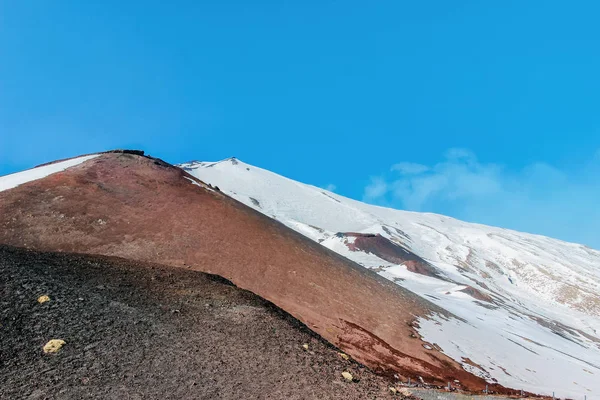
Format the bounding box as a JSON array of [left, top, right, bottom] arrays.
[[182, 158, 600, 399], [0, 155, 99, 192]]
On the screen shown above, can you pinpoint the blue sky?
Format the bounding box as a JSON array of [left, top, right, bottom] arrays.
[[1, 1, 599, 248]]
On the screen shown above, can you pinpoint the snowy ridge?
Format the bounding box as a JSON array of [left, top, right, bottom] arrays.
[[182, 158, 600, 399], [0, 155, 99, 192]]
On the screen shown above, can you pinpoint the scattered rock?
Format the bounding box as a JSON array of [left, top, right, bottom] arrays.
[[398, 387, 412, 396], [43, 339, 66, 354], [338, 352, 350, 360], [389, 387, 397, 395], [26, 389, 45, 399], [249, 197, 261, 208], [37, 295, 50, 304], [341, 371, 353, 382], [302, 343, 309, 350]]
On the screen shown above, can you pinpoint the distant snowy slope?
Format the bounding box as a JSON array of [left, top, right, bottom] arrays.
[[0, 155, 99, 192], [182, 157, 600, 399]]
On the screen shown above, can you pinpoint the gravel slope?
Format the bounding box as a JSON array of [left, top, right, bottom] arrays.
[[0, 245, 395, 400]]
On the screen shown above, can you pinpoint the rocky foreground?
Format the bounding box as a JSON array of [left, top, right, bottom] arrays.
[[0, 245, 401, 399]]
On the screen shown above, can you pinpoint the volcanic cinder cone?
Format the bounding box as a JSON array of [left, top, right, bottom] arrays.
[[0, 151, 503, 392]]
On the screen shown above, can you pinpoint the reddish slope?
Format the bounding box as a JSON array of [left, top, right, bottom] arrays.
[[0, 152, 500, 392], [340, 233, 443, 279]]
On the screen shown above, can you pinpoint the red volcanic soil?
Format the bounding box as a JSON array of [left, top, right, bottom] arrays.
[[0, 152, 505, 393], [459, 286, 493, 303], [341, 233, 442, 279]]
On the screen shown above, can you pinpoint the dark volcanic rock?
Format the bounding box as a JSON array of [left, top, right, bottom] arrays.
[[0, 245, 393, 399]]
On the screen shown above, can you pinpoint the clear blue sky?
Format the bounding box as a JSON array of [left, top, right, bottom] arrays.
[[1, 1, 599, 248]]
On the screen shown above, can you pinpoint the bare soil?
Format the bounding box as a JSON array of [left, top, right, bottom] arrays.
[[342, 233, 443, 279], [0, 245, 396, 399]]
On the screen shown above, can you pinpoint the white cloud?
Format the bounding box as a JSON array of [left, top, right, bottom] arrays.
[[444, 147, 475, 162], [391, 162, 429, 175], [323, 183, 337, 192], [363, 148, 600, 249], [363, 177, 388, 201]]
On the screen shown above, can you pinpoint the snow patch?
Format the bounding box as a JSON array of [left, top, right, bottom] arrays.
[[0, 155, 99, 192]]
